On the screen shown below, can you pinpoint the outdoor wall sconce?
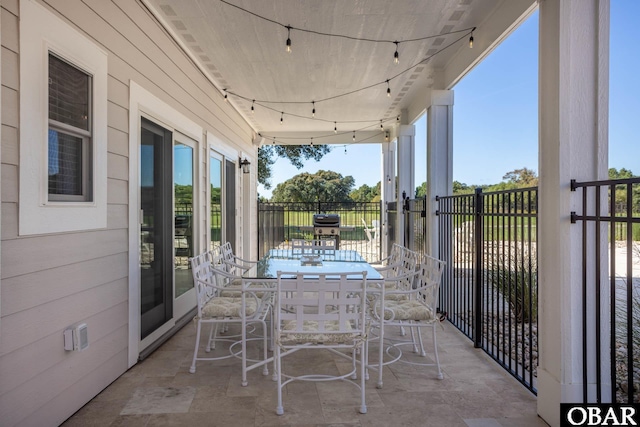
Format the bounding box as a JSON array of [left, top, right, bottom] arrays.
[[239, 157, 251, 174]]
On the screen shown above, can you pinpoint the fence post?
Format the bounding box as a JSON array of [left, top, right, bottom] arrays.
[[473, 187, 484, 348]]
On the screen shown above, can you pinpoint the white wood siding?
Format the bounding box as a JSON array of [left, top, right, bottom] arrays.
[[0, 0, 254, 425]]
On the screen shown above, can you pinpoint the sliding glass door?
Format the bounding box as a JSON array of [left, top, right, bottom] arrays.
[[139, 117, 197, 341], [140, 118, 173, 339]]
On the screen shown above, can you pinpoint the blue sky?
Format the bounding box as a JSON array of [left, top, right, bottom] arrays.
[[259, 2, 639, 198]]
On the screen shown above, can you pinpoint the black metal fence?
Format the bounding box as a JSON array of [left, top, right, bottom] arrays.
[[571, 177, 640, 403], [437, 187, 538, 393], [257, 202, 382, 261]]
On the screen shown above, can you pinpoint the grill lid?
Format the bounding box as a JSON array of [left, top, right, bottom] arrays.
[[313, 214, 340, 226]]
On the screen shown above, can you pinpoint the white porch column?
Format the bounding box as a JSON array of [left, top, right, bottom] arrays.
[[425, 89, 453, 257], [380, 141, 396, 258], [397, 124, 415, 247], [537, 1, 609, 425]]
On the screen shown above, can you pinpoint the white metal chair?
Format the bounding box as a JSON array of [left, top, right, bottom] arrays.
[[367, 245, 421, 387], [361, 218, 377, 243], [274, 271, 369, 415], [220, 241, 257, 274], [369, 253, 447, 386], [189, 250, 271, 387]]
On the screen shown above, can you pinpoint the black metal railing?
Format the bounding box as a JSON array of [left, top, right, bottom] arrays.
[[571, 177, 640, 403], [437, 187, 538, 393], [257, 202, 382, 261]]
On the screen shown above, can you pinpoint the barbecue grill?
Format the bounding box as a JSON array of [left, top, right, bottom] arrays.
[[312, 214, 341, 248]]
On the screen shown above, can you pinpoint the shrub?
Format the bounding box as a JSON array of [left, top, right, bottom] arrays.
[[485, 244, 538, 323]]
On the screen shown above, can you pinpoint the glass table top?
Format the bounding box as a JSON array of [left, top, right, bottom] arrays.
[[242, 249, 383, 281]]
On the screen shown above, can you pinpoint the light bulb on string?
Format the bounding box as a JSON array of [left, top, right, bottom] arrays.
[[312, 101, 315, 118], [386, 80, 391, 97], [393, 41, 399, 64], [469, 29, 474, 48], [380, 120, 384, 131], [334, 122, 337, 133], [310, 137, 313, 146], [344, 146, 347, 155], [286, 26, 292, 53], [251, 100, 255, 114], [280, 112, 284, 125], [352, 131, 355, 142], [224, 89, 228, 102], [396, 115, 400, 123]]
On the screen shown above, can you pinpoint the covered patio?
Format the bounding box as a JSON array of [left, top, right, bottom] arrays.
[[62, 319, 542, 426]]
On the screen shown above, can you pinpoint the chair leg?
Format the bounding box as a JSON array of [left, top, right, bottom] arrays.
[[190, 322, 202, 374], [416, 326, 427, 357], [262, 320, 269, 376], [359, 343, 367, 414], [275, 346, 284, 415], [432, 324, 444, 380], [241, 318, 248, 387], [377, 323, 385, 389], [206, 323, 218, 352]]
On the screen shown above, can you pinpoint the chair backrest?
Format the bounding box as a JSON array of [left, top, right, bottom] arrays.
[[291, 238, 313, 254], [361, 218, 373, 242], [313, 238, 336, 254], [388, 244, 420, 289], [190, 252, 218, 313], [414, 254, 446, 307], [275, 271, 368, 343]]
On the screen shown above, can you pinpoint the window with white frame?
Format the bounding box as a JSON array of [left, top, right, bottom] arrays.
[[19, 0, 107, 235], [47, 53, 93, 201]]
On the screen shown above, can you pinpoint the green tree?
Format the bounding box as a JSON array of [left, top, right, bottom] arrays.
[[609, 168, 639, 213], [502, 167, 538, 187], [350, 183, 379, 202], [271, 170, 355, 203], [453, 181, 473, 194], [258, 144, 332, 189], [415, 182, 427, 198]]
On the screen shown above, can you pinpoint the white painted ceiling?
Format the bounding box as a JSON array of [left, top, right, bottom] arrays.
[[145, 0, 535, 145]]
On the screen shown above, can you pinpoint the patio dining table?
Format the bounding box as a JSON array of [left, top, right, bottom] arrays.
[[238, 248, 386, 387]]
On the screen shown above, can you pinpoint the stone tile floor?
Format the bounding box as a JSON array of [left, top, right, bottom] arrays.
[[62, 321, 548, 426]]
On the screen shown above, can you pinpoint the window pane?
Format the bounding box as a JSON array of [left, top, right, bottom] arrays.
[[48, 129, 82, 195], [210, 157, 222, 251], [49, 54, 90, 131]]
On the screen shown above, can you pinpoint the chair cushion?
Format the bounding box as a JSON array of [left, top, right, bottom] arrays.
[[219, 282, 270, 299], [202, 297, 257, 318], [278, 320, 360, 345], [380, 300, 435, 321]]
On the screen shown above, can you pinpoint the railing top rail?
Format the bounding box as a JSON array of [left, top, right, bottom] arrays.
[[436, 186, 538, 202], [571, 177, 640, 189]]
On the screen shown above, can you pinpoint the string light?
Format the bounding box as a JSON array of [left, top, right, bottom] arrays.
[[251, 99, 255, 113], [344, 146, 347, 154], [469, 28, 474, 48], [386, 80, 391, 97], [280, 112, 284, 125], [393, 42, 399, 64], [310, 137, 313, 146], [352, 131, 356, 142], [396, 115, 400, 123], [312, 101, 315, 118], [286, 26, 292, 53], [380, 120, 383, 131], [334, 122, 337, 133], [385, 131, 389, 141], [224, 89, 228, 102]]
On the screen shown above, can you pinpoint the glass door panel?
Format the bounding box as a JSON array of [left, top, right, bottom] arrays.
[[140, 118, 173, 339], [225, 159, 236, 252], [174, 142, 194, 298], [210, 156, 222, 251]]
